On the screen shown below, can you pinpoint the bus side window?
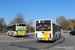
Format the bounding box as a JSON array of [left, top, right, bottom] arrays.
[[53, 24, 55, 35]]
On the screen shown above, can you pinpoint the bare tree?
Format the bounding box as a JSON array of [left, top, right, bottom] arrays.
[[9, 13, 25, 24], [26, 22, 30, 29], [67, 19, 75, 30], [0, 18, 5, 33], [3, 22, 7, 32], [59, 16, 67, 24], [56, 16, 68, 30], [28, 19, 33, 26], [28, 19, 33, 32], [59, 16, 68, 30], [56, 16, 59, 23]]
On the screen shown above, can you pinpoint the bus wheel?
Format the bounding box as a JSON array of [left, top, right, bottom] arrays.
[[56, 35, 58, 40], [12, 33, 13, 36], [60, 33, 61, 38], [8, 33, 10, 36]]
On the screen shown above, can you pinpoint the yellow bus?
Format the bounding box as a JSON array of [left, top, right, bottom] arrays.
[[7, 23, 27, 36]]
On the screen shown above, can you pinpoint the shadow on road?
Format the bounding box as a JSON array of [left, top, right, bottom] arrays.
[[44, 36, 65, 49], [13, 35, 30, 38], [69, 34, 75, 36], [36, 37, 63, 43], [9, 36, 65, 50], [37, 40, 55, 43], [13, 34, 34, 38]]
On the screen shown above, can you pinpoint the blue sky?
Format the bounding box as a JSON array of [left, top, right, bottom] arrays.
[[0, 0, 75, 25]]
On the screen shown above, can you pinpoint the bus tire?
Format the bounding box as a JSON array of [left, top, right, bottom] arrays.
[[60, 33, 61, 38], [59, 33, 61, 38], [12, 33, 14, 36], [8, 33, 10, 36], [56, 34, 58, 40]]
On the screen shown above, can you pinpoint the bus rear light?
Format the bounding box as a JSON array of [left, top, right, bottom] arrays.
[[49, 33, 51, 35], [49, 33, 51, 38], [49, 22, 51, 24], [36, 33, 37, 38], [16, 30, 18, 35], [36, 23, 37, 25], [50, 36, 51, 38]]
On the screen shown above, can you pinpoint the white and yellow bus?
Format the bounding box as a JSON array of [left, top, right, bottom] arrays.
[[35, 19, 62, 41], [7, 23, 27, 36]]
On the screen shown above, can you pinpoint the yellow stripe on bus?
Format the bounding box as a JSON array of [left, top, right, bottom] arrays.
[[13, 31, 15, 36], [43, 31, 49, 41], [58, 32, 59, 38]]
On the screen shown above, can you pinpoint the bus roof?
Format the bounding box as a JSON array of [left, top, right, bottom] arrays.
[[36, 19, 52, 21], [36, 19, 61, 26], [52, 20, 61, 26], [8, 23, 25, 27]]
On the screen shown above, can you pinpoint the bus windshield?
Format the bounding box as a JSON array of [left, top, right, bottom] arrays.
[[36, 20, 51, 31]]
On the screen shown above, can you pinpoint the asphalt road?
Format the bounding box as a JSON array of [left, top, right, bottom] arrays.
[[0, 32, 75, 50]]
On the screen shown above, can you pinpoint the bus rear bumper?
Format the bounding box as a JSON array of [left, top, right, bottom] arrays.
[[14, 34, 26, 36], [35, 38, 54, 41]]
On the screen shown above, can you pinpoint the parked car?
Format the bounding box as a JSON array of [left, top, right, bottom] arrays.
[[69, 31, 75, 35]]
